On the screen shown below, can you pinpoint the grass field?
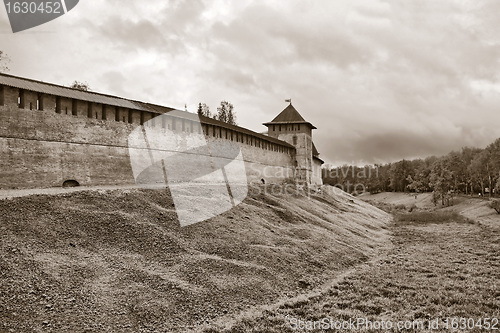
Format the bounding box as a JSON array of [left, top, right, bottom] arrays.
[[201, 210, 500, 332]]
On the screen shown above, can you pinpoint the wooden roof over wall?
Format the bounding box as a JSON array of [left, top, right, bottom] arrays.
[[0, 73, 294, 148]]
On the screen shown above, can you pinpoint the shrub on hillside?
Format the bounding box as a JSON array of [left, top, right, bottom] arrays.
[[489, 200, 500, 214], [395, 211, 474, 224], [394, 204, 406, 210]]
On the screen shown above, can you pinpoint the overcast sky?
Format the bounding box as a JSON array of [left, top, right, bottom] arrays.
[[2, 0, 500, 166]]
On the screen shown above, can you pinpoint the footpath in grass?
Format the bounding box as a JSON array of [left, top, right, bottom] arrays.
[[204, 211, 500, 332]]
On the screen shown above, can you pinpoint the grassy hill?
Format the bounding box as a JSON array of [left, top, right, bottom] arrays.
[[0, 185, 390, 332], [360, 192, 500, 229]]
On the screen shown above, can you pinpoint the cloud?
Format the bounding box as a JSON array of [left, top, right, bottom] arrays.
[[3, 0, 500, 166]]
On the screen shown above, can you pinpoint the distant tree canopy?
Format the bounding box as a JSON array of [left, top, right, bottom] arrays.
[[197, 103, 211, 118], [197, 101, 237, 126], [70, 80, 91, 91], [0, 51, 11, 73], [323, 137, 500, 204], [214, 101, 237, 125]]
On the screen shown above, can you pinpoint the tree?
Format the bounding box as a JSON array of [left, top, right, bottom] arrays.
[[0, 51, 11, 73], [197, 103, 211, 118], [70, 80, 91, 91], [468, 150, 489, 196], [389, 159, 413, 192], [214, 101, 237, 125], [460, 147, 481, 195], [429, 158, 454, 206], [447, 151, 467, 193], [485, 138, 500, 197]]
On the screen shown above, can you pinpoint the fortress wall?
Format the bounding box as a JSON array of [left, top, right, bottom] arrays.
[[0, 100, 296, 189], [41, 94, 56, 112], [4, 85, 18, 106], [22, 90, 38, 110], [74, 99, 88, 118], [205, 136, 295, 184], [0, 137, 134, 189], [0, 105, 137, 188], [312, 158, 323, 186]]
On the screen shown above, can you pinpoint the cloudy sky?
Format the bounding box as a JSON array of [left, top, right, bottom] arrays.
[[2, 0, 500, 166]]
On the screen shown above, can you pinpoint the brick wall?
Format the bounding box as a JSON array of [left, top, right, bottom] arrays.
[[0, 101, 298, 189]]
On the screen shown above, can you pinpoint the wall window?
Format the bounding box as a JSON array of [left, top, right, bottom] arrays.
[[293, 135, 297, 145], [128, 109, 133, 123], [18, 89, 25, 109], [37, 93, 43, 110], [298, 124, 300, 130], [72, 99, 78, 116]]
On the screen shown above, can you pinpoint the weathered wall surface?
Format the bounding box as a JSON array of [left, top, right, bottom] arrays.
[[0, 105, 296, 189], [276, 132, 313, 183], [0, 105, 136, 188], [311, 158, 323, 186], [208, 136, 295, 184]]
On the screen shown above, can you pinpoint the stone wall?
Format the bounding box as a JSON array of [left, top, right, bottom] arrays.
[[311, 158, 323, 186], [0, 101, 296, 189]]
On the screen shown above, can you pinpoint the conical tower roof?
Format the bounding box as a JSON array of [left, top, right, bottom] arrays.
[[263, 103, 316, 129]]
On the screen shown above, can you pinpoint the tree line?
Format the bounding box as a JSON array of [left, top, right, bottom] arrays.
[[323, 137, 500, 205]]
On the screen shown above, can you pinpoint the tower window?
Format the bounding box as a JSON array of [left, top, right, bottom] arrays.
[[293, 135, 297, 145], [279, 125, 281, 131], [298, 124, 300, 130]]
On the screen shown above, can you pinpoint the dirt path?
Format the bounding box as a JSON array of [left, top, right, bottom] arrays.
[[0, 184, 148, 200], [206, 217, 500, 332]]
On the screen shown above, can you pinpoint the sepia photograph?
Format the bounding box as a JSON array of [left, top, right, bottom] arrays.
[[0, 0, 499, 332]]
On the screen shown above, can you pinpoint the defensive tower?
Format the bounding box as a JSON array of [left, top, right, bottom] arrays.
[[263, 102, 323, 185]]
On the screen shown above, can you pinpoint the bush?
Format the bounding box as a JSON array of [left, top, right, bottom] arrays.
[[489, 200, 500, 214], [395, 211, 473, 224], [408, 204, 417, 212]]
